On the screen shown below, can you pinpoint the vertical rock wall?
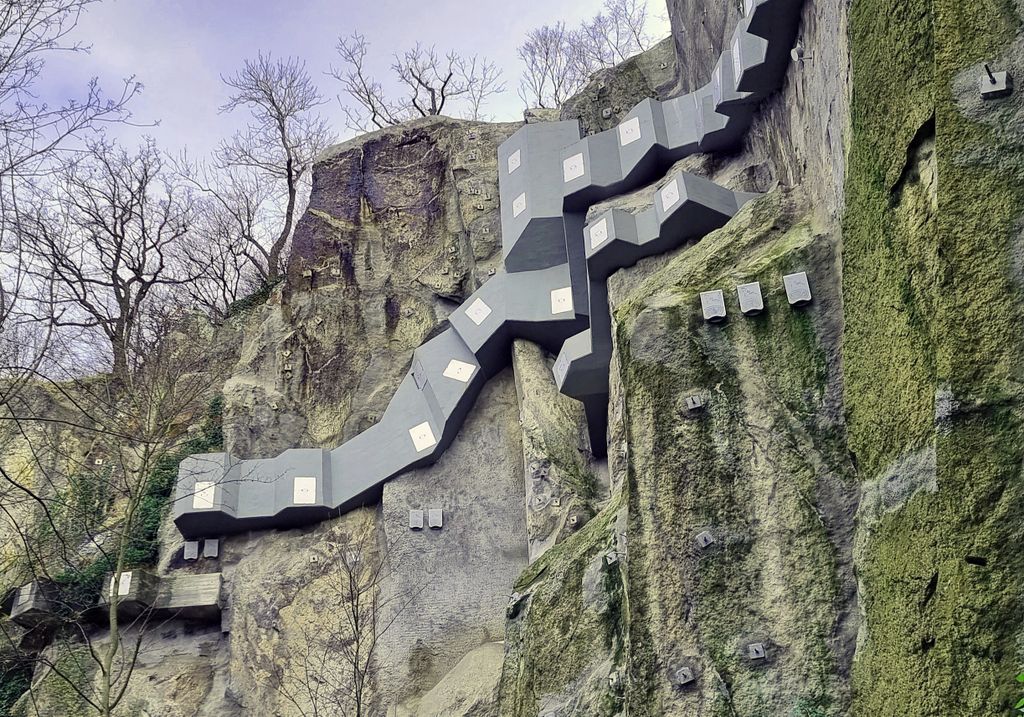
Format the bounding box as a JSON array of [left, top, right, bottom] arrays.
[[498, 1, 855, 715], [846, 0, 1024, 713], [377, 370, 526, 711], [19, 0, 1024, 713]]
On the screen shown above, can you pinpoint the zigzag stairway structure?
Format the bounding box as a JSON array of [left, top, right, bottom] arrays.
[[173, 0, 805, 539]]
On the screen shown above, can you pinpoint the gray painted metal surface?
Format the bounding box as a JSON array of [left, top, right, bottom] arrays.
[[173, 0, 805, 539], [980, 69, 1013, 99], [10, 581, 55, 628], [783, 271, 813, 306], [737, 281, 764, 315]]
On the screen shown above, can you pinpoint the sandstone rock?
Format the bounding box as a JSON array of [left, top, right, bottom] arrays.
[[221, 116, 519, 458], [393, 641, 504, 717], [560, 36, 678, 136], [523, 108, 560, 124], [512, 340, 602, 562], [375, 370, 526, 710]]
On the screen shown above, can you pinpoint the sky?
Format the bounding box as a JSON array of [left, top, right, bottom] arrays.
[[39, 0, 672, 159]]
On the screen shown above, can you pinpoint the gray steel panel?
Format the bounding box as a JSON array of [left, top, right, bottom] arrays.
[[737, 282, 765, 315]]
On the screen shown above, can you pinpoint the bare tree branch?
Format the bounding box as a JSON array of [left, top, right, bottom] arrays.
[[330, 34, 505, 131], [267, 521, 424, 717], [219, 53, 333, 282], [517, 0, 653, 109], [16, 138, 194, 382]]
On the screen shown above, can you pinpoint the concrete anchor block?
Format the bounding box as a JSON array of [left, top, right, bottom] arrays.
[[409, 509, 424, 530], [203, 539, 219, 559], [736, 281, 764, 315], [783, 271, 812, 306], [673, 666, 696, 686]]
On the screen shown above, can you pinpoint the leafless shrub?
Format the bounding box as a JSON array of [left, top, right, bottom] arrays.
[[269, 519, 422, 717]]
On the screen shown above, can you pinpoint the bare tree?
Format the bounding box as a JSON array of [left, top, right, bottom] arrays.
[[0, 4, 212, 714], [516, 22, 586, 109], [18, 138, 194, 382], [331, 34, 406, 131], [459, 55, 506, 121], [0, 0, 140, 406], [174, 157, 273, 317], [580, 0, 652, 67], [0, 312, 222, 716], [331, 34, 505, 131], [269, 520, 422, 717], [0, 0, 140, 183], [517, 0, 654, 109], [219, 54, 333, 283]]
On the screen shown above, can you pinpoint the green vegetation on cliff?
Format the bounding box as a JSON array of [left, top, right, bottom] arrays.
[[843, 0, 936, 479], [501, 172, 859, 715], [846, 0, 1024, 713], [51, 395, 224, 610], [499, 498, 626, 717], [611, 198, 851, 716]]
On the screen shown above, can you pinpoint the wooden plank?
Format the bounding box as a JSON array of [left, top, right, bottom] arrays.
[[153, 573, 222, 620]]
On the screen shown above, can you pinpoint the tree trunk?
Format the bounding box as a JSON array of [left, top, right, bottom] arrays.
[[111, 335, 129, 385], [267, 157, 297, 282]]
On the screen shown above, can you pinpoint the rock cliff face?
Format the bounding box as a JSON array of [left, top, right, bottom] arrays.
[[11, 0, 1024, 714], [162, 117, 530, 717], [845, 0, 1024, 713], [220, 117, 518, 460], [498, 0, 854, 713]]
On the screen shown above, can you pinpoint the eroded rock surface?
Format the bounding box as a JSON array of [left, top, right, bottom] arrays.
[[13, 0, 1022, 714]]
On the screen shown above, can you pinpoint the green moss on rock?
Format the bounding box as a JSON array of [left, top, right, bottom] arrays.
[[500, 499, 625, 717], [607, 194, 854, 716], [846, 0, 1024, 713], [11, 646, 93, 717]]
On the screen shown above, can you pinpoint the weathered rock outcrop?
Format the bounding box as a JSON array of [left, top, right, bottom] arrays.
[[191, 118, 529, 716], [22, 117, 531, 717], [844, 0, 1024, 713], [497, 0, 854, 714], [221, 117, 519, 459], [10, 0, 1024, 714], [559, 36, 678, 135]]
